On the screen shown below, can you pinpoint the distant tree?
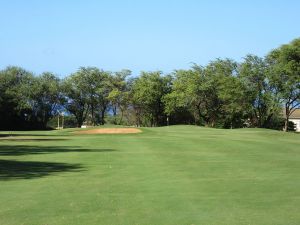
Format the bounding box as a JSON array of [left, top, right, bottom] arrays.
[[62, 72, 91, 127], [0, 37, 299, 131], [63, 67, 112, 127], [217, 70, 248, 128], [131, 71, 171, 126], [201, 59, 239, 127], [76, 67, 111, 125], [163, 68, 202, 125], [107, 70, 131, 124], [238, 55, 279, 128], [267, 38, 300, 131], [165, 59, 240, 127], [27, 72, 62, 128], [0, 66, 34, 130]]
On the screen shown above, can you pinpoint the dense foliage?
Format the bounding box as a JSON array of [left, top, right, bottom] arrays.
[[0, 38, 299, 130]]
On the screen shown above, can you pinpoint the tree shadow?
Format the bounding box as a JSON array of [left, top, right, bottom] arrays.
[[0, 143, 116, 180], [0, 134, 66, 137], [0, 159, 83, 180], [0, 138, 70, 142], [0, 145, 116, 156]]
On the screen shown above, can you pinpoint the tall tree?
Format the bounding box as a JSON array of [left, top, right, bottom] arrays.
[[75, 67, 111, 125], [107, 70, 131, 124], [62, 72, 90, 127], [238, 55, 278, 128], [165, 59, 239, 127], [163, 68, 203, 125], [63, 67, 112, 127], [218, 74, 248, 128], [0, 66, 34, 130], [28, 72, 62, 128], [201, 59, 238, 127], [131, 71, 171, 127], [267, 38, 300, 131]]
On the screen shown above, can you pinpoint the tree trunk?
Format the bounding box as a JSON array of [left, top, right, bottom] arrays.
[[91, 105, 95, 126], [113, 106, 117, 116], [284, 106, 290, 132], [100, 110, 105, 125], [119, 109, 124, 125], [284, 118, 289, 132], [76, 117, 83, 128]]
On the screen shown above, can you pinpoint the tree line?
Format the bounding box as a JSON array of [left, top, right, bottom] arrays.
[[0, 38, 299, 131]]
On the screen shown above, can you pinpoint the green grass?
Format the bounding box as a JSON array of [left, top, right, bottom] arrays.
[[0, 126, 300, 225]]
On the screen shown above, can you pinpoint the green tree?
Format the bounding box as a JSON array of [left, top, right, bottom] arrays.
[[238, 55, 278, 128], [131, 71, 171, 126], [218, 74, 248, 128], [63, 67, 112, 127], [165, 59, 240, 127], [163, 68, 202, 125], [76, 67, 111, 125], [201, 59, 239, 127], [107, 70, 131, 124], [62, 72, 91, 127], [0, 66, 34, 130], [267, 38, 300, 131], [28, 72, 62, 128]]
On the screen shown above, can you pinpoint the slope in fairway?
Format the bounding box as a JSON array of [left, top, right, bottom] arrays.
[[0, 126, 300, 225]]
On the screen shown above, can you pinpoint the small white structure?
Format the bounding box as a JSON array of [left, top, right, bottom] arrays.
[[289, 109, 300, 132]]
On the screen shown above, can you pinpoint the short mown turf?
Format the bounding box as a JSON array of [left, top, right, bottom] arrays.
[[0, 126, 299, 225]]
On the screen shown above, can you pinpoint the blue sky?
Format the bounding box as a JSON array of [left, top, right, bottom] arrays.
[[0, 0, 299, 77]]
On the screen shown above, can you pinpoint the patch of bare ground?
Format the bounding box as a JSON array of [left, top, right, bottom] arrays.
[[74, 128, 142, 134]]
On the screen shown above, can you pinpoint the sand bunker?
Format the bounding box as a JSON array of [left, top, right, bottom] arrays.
[[74, 128, 142, 134]]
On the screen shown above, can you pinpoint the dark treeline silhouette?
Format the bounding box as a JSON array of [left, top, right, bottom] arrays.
[[0, 38, 299, 131]]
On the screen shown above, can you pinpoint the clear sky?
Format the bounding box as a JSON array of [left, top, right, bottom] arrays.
[[0, 0, 299, 77]]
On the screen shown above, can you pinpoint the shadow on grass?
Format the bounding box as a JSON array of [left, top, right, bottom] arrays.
[[0, 145, 116, 156], [0, 138, 70, 142], [0, 159, 83, 180], [0, 133, 68, 138], [0, 144, 117, 180]]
